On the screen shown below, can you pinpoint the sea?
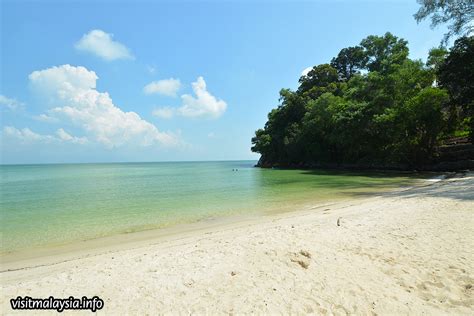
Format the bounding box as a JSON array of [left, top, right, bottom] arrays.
[[0, 161, 420, 254]]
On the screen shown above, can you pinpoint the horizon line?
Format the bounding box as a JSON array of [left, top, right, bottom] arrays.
[[0, 159, 259, 167]]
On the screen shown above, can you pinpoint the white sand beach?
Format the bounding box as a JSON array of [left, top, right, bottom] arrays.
[[1, 173, 473, 315]]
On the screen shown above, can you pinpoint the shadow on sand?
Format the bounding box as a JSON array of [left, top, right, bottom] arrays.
[[337, 173, 473, 202]]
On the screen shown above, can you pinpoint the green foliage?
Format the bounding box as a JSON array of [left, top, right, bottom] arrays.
[[426, 47, 448, 71], [396, 88, 449, 165], [330, 46, 366, 80], [298, 64, 340, 99], [414, 0, 474, 44], [251, 33, 469, 168], [437, 36, 474, 138], [359, 33, 409, 73]]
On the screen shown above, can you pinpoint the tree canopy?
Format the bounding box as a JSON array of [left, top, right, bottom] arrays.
[[437, 36, 474, 136], [251, 33, 473, 169]]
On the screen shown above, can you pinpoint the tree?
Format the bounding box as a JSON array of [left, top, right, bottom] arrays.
[[414, 0, 474, 44], [251, 89, 307, 165], [426, 47, 448, 71], [251, 129, 271, 158], [330, 46, 366, 81], [252, 33, 455, 169], [298, 64, 340, 99], [398, 88, 448, 165], [359, 32, 409, 73], [437, 36, 474, 138]]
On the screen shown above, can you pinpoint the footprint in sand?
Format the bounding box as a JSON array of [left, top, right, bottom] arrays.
[[289, 250, 312, 269]]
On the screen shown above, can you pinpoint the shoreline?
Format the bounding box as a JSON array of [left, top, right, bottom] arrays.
[[1, 173, 472, 314], [0, 174, 434, 272], [2, 163, 427, 262], [1, 198, 353, 273]]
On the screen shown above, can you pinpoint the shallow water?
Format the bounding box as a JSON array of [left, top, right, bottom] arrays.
[[0, 161, 423, 253]]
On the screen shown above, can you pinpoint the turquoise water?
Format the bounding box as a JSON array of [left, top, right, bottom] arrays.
[[0, 161, 420, 254]]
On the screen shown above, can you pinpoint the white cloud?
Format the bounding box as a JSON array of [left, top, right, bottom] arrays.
[[56, 128, 88, 144], [75, 29, 133, 61], [144, 78, 181, 97], [301, 66, 313, 77], [28, 64, 180, 148], [3, 126, 87, 144], [147, 77, 227, 120], [207, 132, 215, 138], [152, 107, 174, 119], [33, 113, 59, 123], [3, 126, 55, 143], [0, 95, 24, 110], [29, 64, 98, 96], [178, 77, 227, 118]]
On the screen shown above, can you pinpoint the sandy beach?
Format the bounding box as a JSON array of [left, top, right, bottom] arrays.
[[1, 173, 473, 315]]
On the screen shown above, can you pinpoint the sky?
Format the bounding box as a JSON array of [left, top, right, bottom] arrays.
[[0, 0, 447, 164]]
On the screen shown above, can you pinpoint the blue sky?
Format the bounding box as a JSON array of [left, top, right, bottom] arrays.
[[1, 0, 446, 164]]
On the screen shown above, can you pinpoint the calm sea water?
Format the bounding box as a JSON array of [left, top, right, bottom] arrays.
[[0, 161, 420, 254]]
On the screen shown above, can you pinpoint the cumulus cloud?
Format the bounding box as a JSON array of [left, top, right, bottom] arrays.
[[75, 29, 133, 61], [3, 126, 55, 143], [29, 64, 98, 96], [152, 107, 174, 119], [148, 77, 227, 119], [3, 126, 87, 144], [56, 128, 88, 144], [0, 95, 24, 110], [301, 66, 313, 77], [28, 64, 179, 148], [178, 77, 227, 118], [144, 78, 181, 97], [33, 113, 59, 123]]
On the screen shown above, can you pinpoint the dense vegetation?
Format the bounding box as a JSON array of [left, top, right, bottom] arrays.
[[251, 34, 473, 169]]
